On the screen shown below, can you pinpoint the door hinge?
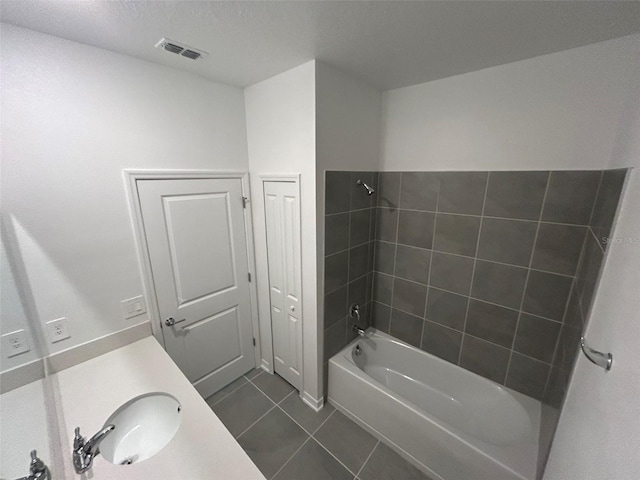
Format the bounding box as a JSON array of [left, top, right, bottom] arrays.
[[242, 196, 249, 208], [253, 338, 256, 346], [248, 272, 252, 282]]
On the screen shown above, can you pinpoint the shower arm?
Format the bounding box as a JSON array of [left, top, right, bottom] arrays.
[[356, 179, 375, 196]]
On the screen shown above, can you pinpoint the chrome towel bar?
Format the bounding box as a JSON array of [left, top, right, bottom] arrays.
[[580, 337, 613, 371]]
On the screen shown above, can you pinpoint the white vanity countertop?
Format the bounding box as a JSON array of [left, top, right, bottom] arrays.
[[49, 336, 266, 480]]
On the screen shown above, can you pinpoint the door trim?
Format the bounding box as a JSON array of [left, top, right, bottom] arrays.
[[123, 170, 261, 367], [257, 174, 303, 387]]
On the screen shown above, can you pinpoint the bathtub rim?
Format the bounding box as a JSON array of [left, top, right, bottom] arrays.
[[328, 328, 540, 480]]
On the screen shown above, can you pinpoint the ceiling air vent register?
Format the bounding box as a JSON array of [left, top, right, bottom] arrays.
[[155, 38, 208, 61]]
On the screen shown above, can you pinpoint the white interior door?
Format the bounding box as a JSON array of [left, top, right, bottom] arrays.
[[263, 180, 302, 390], [137, 178, 255, 399]]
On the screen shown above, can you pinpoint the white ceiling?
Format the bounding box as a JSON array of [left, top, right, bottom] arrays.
[[2, 1, 640, 90]]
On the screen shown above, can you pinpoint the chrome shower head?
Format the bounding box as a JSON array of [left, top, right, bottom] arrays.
[[356, 179, 375, 196]]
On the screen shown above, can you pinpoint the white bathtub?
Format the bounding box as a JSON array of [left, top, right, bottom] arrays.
[[328, 329, 540, 480]]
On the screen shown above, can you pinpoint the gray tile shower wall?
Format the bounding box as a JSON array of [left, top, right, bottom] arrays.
[[537, 168, 627, 478], [370, 169, 626, 403], [323, 171, 378, 393], [324, 168, 626, 479]]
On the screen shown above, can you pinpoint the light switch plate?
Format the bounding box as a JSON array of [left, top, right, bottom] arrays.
[[1, 330, 30, 357], [46, 317, 70, 343], [121, 295, 147, 320]]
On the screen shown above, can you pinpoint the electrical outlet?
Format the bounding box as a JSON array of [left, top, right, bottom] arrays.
[[46, 317, 70, 343], [1, 330, 30, 358], [121, 295, 147, 320]]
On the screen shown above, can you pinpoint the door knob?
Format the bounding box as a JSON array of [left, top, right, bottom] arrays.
[[165, 317, 186, 327]]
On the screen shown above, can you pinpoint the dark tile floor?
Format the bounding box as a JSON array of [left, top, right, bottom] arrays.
[[206, 369, 434, 480]]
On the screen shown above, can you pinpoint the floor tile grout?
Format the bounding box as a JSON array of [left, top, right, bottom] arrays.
[[209, 371, 385, 480], [308, 433, 360, 478], [355, 439, 380, 478], [245, 370, 294, 407], [205, 376, 251, 407], [235, 404, 277, 440], [269, 437, 312, 480], [258, 401, 363, 479], [276, 400, 336, 436], [277, 389, 297, 405], [307, 412, 377, 478]]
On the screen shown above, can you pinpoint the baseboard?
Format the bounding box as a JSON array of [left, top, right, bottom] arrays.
[[0, 358, 45, 395], [260, 359, 273, 373], [45, 321, 151, 374], [0, 321, 152, 394], [301, 390, 325, 412]]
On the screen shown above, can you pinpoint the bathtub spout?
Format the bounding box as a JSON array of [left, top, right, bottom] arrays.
[[352, 325, 366, 337]]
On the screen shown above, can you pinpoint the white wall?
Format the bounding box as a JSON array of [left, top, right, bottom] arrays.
[[380, 34, 640, 172], [0, 24, 249, 371], [244, 61, 320, 403], [244, 61, 381, 403], [543, 167, 640, 479], [315, 62, 382, 173], [0, 239, 41, 370], [314, 62, 381, 388]]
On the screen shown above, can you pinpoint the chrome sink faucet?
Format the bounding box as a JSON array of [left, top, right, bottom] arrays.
[[72, 425, 115, 474], [16, 450, 50, 480]]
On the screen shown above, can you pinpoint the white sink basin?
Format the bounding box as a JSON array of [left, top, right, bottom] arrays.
[[99, 392, 182, 465]]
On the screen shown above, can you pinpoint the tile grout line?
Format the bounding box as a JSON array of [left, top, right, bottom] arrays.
[[269, 437, 312, 480], [206, 373, 257, 407], [387, 173, 403, 333], [420, 178, 440, 350], [374, 206, 595, 228], [355, 440, 380, 478], [277, 388, 297, 405], [588, 224, 606, 254], [325, 271, 372, 297], [309, 429, 370, 478], [270, 405, 366, 478], [546, 232, 589, 398], [370, 209, 378, 326], [586, 170, 604, 229], [235, 404, 277, 441], [540, 169, 607, 397], [505, 171, 552, 385], [383, 242, 577, 278], [326, 205, 375, 217], [268, 407, 339, 479], [246, 371, 287, 408], [372, 283, 567, 325], [457, 172, 489, 365], [234, 376, 297, 440], [247, 371, 300, 407], [345, 188, 353, 345], [572, 228, 592, 314], [542, 277, 578, 400], [420, 317, 554, 366], [372, 243, 578, 281], [275, 399, 335, 436]]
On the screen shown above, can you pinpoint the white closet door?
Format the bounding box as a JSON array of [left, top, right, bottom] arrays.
[[263, 180, 302, 390]]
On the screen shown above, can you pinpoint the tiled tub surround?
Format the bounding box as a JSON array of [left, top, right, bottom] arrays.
[[537, 168, 627, 476], [371, 169, 626, 403], [323, 171, 378, 391]]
